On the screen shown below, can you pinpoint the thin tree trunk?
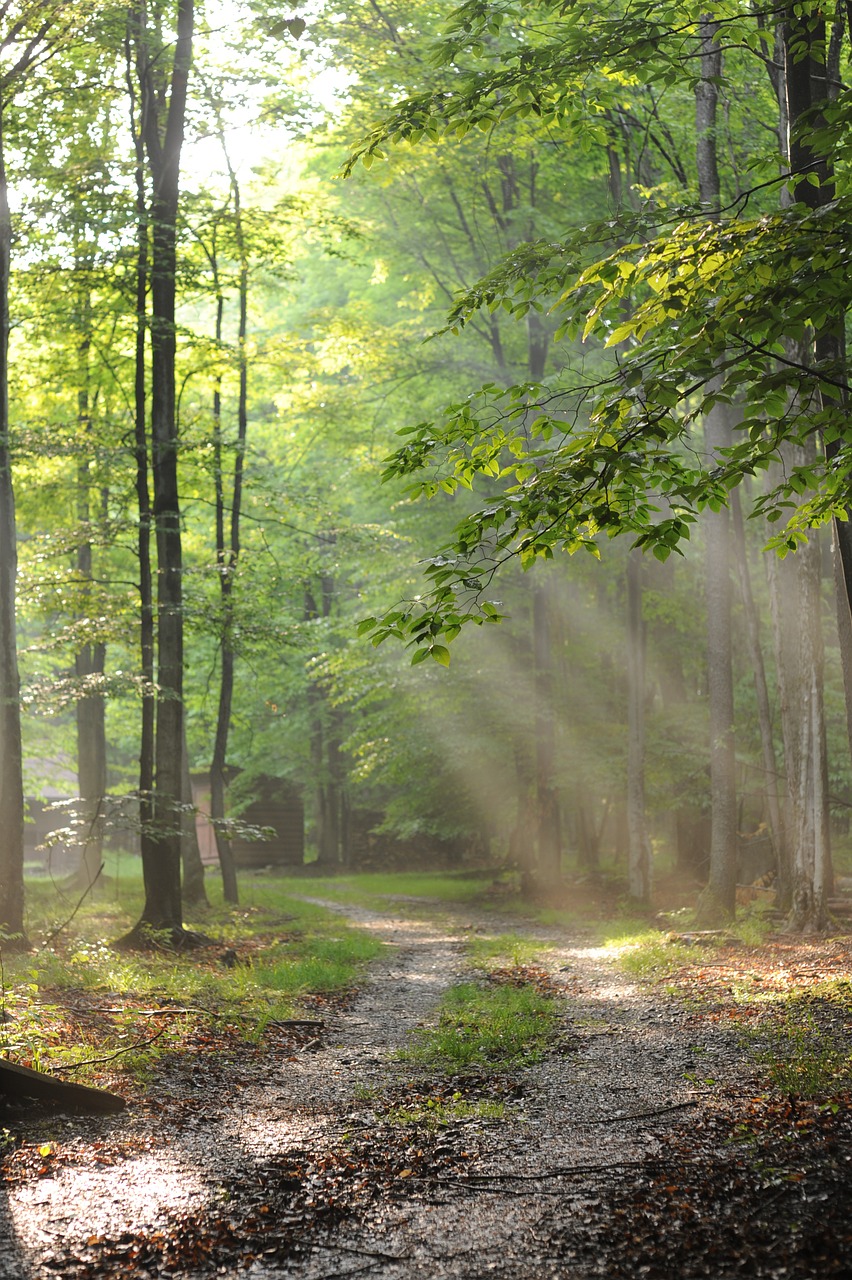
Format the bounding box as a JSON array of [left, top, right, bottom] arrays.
[[180, 721, 207, 904], [695, 17, 738, 923], [73, 284, 107, 891], [125, 18, 156, 918], [0, 106, 25, 945], [533, 578, 561, 885], [208, 141, 249, 904], [730, 487, 785, 870], [120, 0, 195, 943], [626, 550, 651, 902], [209, 281, 238, 902]]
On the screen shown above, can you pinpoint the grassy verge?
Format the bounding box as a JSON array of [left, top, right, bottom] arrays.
[[0, 870, 385, 1089]]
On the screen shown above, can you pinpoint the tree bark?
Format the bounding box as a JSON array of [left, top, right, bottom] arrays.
[[626, 550, 651, 902], [181, 721, 207, 905], [0, 105, 24, 945], [730, 487, 785, 872], [533, 578, 561, 885], [695, 17, 738, 924], [207, 141, 249, 905], [72, 286, 107, 891], [122, 0, 195, 941]]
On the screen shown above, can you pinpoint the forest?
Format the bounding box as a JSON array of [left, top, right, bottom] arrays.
[[0, 0, 851, 1274], [0, 0, 850, 943]]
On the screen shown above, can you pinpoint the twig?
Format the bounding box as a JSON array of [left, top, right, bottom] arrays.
[[38, 863, 104, 954], [100, 1006, 209, 1017], [51, 1027, 167, 1072], [312, 1244, 412, 1263], [267, 1018, 325, 1029], [427, 1158, 660, 1184], [586, 1101, 699, 1124]]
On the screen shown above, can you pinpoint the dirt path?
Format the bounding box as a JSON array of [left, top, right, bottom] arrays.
[[0, 902, 848, 1278]]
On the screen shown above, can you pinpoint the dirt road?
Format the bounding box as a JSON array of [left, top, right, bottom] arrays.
[[1, 902, 850, 1278]]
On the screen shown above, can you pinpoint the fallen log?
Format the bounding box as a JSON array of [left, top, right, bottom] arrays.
[[0, 1058, 126, 1113]]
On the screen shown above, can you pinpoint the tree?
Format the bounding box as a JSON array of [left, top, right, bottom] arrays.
[[120, 0, 195, 943], [353, 0, 852, 925], [0, 1, 104, 943]]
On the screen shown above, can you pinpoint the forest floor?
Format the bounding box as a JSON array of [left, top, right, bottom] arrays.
[[2, 892, 852, 1278]]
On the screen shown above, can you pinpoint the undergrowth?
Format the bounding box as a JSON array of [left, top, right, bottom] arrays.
[[0, 870, 385, 1086]]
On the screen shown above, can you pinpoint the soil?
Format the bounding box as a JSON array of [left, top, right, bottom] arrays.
[[2, 899, 852, 1279]]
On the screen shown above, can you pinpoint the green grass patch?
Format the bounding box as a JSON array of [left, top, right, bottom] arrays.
[[604, 929, 700, 979], [386, 1092, 506, 1128], [263, 870, 495, 912], [466, 932, 553, 969], [400, 981, 561, 1071], [748, 1005, 852, 1098]]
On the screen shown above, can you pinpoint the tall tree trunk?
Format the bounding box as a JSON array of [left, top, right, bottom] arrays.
[[209, 283, 238, 902], [626, 550, 651, 902], [124, 18, 156, 923], [730, 488, 785, 870], [180, 721, 207, 904], [770, 3, 836, 931], [73, 287, 107, 891], [695, 17, 738, 923], [533, 578, 561, 885], [121, 0, 195, 942], [208, 142, 249, 905], [305, 580, 345, 869], [0, 108, 25, 945]]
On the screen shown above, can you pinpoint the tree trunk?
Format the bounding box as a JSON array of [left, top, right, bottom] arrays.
[[209, 285, 238, 903], [305, 581, 345, 869], [626, 550, 651, 902], [73, 287, 107, 892], [772, 439, 831, 933], [533, 578, 561, 885], [123, 16, 157, 927], [207, 142, 250, 905], [730, 487, 785, 871], [181, 721, 207, 905], [695, 18, 737, 924], [120, 0, 195, 943], [0, 107, 25, 946]]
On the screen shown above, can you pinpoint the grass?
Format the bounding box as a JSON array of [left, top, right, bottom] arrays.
[[466, 932, 553, 969], [386, 1092, 506, 1128], [607, 930, 701, 979], [262, 870, 496, 913], [747, 1003, 852, 1097], [0, 866, 386, 1085], [400, 981, 561, 1071]]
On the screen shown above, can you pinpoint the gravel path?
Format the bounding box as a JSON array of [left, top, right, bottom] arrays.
[[0, 902, 742, 1279]]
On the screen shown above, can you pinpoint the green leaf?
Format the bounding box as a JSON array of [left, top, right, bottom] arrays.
[[269, 16, 307, 40], [430, 644, 451, 666]]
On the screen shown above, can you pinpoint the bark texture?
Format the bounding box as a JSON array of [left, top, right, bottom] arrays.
[[0, 107, 24, 944]]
